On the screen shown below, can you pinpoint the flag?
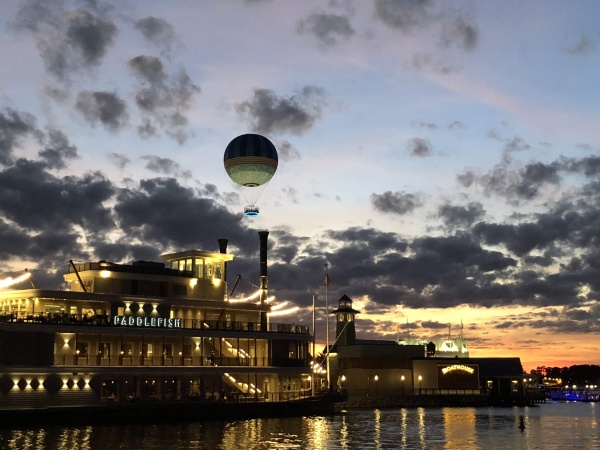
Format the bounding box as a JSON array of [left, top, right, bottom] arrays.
[[324, 273, 331, 287]]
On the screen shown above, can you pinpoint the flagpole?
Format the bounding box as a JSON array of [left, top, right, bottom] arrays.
[[311, 293, 316, 396], [325, 264, 330, 391]]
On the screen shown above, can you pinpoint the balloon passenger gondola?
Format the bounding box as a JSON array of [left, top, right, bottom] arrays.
[[244, 206, 260, 217]]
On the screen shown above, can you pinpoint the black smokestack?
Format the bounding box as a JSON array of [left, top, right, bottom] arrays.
[[218, 239, 228, 286], [258, 231, 269, 328], [218, 239, 228, 254]]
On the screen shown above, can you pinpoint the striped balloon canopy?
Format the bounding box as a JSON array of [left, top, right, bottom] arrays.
[[224, 134, 278, 187]]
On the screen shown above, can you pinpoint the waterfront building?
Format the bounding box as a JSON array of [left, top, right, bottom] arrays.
[[327, 294, 528, 405], [0, 232, 314, 415]]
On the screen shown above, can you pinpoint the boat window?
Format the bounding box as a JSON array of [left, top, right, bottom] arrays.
[[99, 343, 111, 358], [194, 259, 203, 278], [76, 342, 88, 356], [121, 342, 133, 356]]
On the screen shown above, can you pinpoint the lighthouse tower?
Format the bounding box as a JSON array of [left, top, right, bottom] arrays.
[[331, 294, 360, 348]]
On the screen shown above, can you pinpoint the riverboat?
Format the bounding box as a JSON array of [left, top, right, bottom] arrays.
[[0, 231, 333, 425]]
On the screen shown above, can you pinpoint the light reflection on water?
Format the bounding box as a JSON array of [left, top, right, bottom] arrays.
[[0, 402, 598, 449]]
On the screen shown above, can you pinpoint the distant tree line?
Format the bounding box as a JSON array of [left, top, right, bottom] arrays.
[[530, 365, 600, 385]]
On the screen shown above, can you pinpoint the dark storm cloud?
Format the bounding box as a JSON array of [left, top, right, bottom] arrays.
[[407, 137, 432, 156], [563, 155, 600, 177], [460, 157, 561, 203], [437, 202, 485, 228], [14, 3, 117, 82], [65, 9, 117, 65], [141, 155, 192, 179], [134, 16, 177, 56], [288, 230, 520, 311], [235, 87, 328, 135], [472, 218, 564, 257], [514, 162, 561, 199], [37, 129, 79, 169], [113, 178, 256, 253], [296, 11, 355, 47], [0, 108, 39, 166], [128, 55, 200, 144], [75, 91, 128, 131], [371, 191, 423, 215], [419, 320, 448, 329], [0, 159, 115, 231]]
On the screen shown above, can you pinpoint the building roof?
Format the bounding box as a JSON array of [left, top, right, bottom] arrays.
[[467, 357, 524, 377], [355, 339, 398, 346]]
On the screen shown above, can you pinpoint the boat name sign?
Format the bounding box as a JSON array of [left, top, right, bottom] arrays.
[[113, 315, 182, 329]]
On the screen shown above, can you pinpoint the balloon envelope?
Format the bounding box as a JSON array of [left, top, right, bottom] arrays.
[[224, 134, 278, 187]]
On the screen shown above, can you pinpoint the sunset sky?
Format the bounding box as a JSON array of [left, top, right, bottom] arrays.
[[1, 0, 599, 372]]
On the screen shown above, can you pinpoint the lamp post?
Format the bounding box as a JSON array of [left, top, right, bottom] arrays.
[[374, 375, 379, 397], [418, 375, 423, 395], [401, 375, 405, 398]]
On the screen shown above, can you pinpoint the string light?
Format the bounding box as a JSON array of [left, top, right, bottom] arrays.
[[267, 306, 299, 317], [0, 272, 32, 289], [270, 301, 288, 311]]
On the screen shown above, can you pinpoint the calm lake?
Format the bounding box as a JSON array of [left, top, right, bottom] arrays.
[[0, 401, 597, 449]]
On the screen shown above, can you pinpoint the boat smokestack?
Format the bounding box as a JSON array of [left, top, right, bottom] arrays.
[[258, 231, 269, 328], [218, 239, 228, 288]]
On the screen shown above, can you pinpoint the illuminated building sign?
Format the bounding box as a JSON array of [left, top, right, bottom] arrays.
[[113, 316, 181, 329], [441, 364, 475, 375]]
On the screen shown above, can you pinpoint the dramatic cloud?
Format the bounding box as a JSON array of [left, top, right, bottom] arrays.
[[14, 3, 117, 82], [141, 155, 192, 179], [128, 55, 200, 144], [296, 11, 355, 47], [407, 137, 433, 157], [134, 16, 177, 56], [236, 87, 328, 135], [0, 109, 39, 166], [277, 140, 302, 161], [113, 178, 254, 253], [37, 129, 78, 170], [0, 160, 115, 231], [371, 191, 424, 215], [374, 0, 433, 31], [437, 202, 485, 228], [374, 0, 479, 50], [75, 91, 129, 131]]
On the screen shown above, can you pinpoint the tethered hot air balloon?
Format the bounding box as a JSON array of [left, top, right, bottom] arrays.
[[224, 134, 278, 217]]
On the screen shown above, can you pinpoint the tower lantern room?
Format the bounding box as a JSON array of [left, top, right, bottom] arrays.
[[331, 294, 360, 347]]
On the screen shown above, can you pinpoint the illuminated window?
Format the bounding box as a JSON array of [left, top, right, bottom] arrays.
[[194, 259, 203, 278], [76, 342, 89, 356], [121, 343, 133, 356]]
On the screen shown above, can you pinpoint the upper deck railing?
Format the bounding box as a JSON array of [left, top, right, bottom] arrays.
[[0, 313, 310, 335]]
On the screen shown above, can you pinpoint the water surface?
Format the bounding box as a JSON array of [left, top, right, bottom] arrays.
[[0, 401, 596, 449]]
